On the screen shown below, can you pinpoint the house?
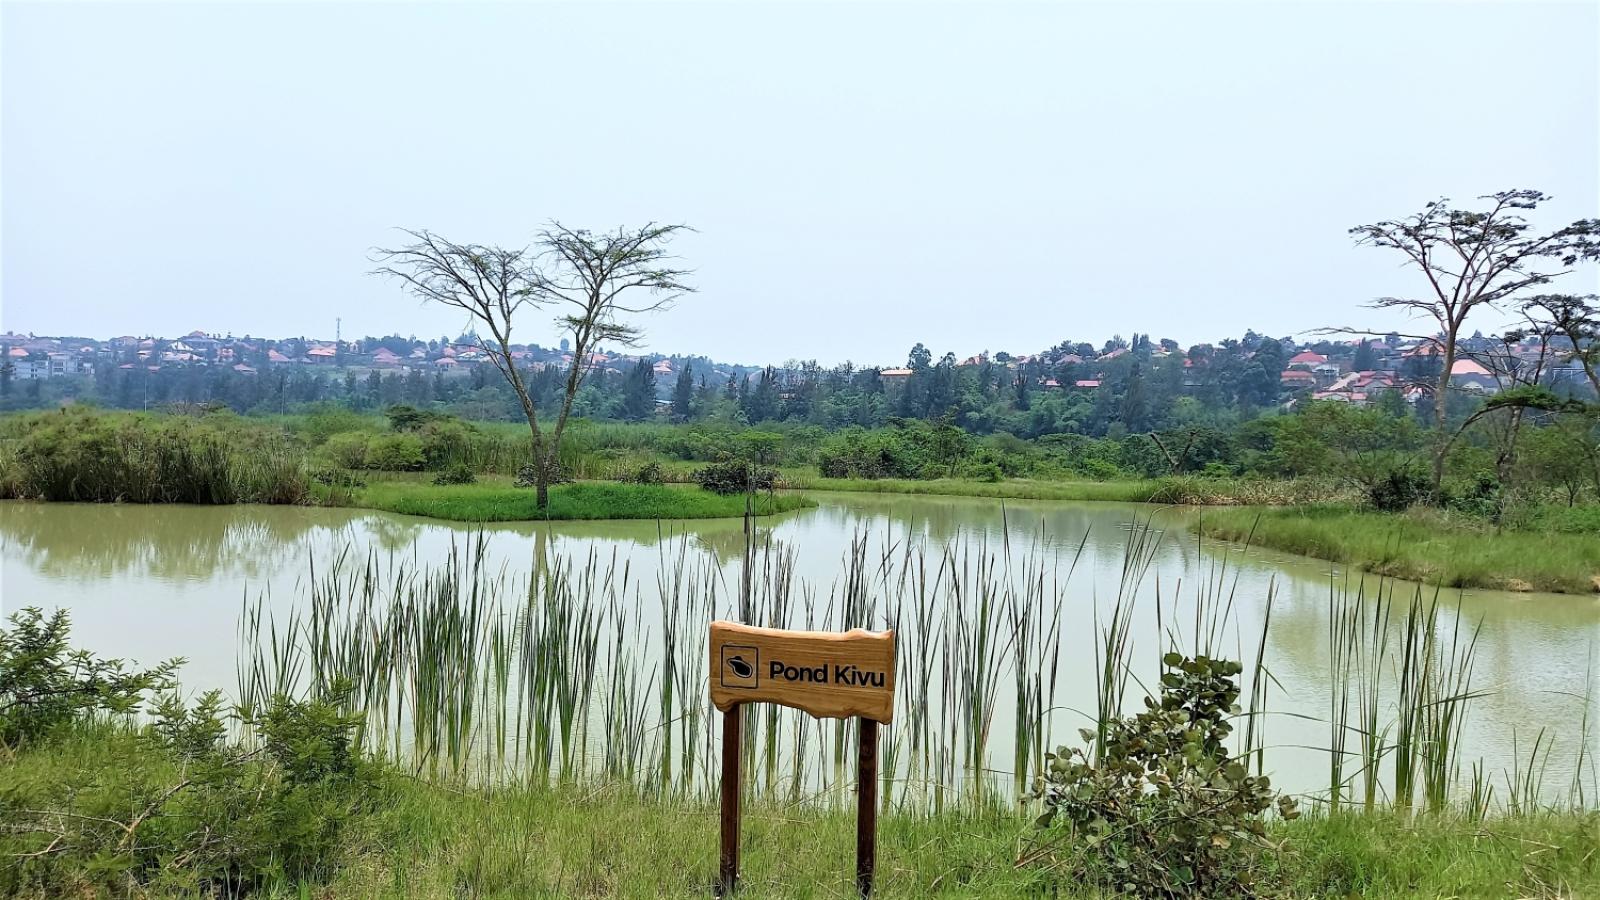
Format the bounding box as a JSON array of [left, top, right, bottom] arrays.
[[1286, 350, 1327, 371], [1074, 379, 1101, 389], [1313, 370, 1397, 406], [1280, 369, 1318, 389], [1449, 359, 1498, 394], [652, 359, 674, 376], [371, 348, 402, 367], [267, 349, 291, 364], [433, 356, 460, 368], [306, 345, 337, 364], [879, 367, 913, 383]]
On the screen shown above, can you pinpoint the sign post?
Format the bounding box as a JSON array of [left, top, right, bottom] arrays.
[[709, 620, 896, 897]]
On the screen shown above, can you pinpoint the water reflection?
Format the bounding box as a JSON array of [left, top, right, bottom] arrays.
[[2, 493, 1596, 801]]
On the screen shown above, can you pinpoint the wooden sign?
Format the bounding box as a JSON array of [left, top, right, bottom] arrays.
[[709, 621, 896, 723], [711, 621, 895, 897]]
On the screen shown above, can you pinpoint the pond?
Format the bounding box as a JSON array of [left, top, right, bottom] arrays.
[[3, 493, 1596, 807]]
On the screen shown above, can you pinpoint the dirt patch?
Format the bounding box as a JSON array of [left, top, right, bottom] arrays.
[[1592, 575, 1600, 593], [1505, 578, 1534, 593]]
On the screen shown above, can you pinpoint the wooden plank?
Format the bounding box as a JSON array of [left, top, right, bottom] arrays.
[[856, 717, 879, 897], [709, 621, 896, 724], [717, 706, 741, 896]]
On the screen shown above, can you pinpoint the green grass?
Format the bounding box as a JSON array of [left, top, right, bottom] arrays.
[[9, 729, 1597, 899], [342, 477, 816, 522], [1196, 505, 1600, 594], [335, 782, 1600, 898], [778, 471, 1165, 503]]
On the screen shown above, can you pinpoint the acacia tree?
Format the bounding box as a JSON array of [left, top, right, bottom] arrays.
[[1522, 293, 1600, 397], [373, 223, 692, 508], [1346, 190, 1599, 495]]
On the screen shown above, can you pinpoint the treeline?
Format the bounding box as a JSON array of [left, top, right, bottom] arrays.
[[0, 331, 1407, 439]]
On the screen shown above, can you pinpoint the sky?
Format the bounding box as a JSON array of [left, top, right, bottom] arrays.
[[3, 1, 1597, 367]]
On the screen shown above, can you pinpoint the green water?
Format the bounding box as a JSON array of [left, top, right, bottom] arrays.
[[3, 494, 1596, 799]]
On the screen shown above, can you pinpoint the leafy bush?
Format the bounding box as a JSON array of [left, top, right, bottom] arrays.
[[0, 607, 178, 747], [312, 467, 367, 488], [364, 434, 426, 471], [966, 461, 1004, 483], [693, 460, 778, 495], [1444, 472, 1503, 521], [1025, 653, 1296, 897], [432, 464, 477, 486], [514, 461, 573, 488], [3, 685, 379, 896], [1367, 465, 1428, 512], [625, 461, 665, 484], [320, 431, 371, 469]]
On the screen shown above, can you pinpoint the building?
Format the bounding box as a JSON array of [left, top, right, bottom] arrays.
[[1448, 359, 1498, 394]]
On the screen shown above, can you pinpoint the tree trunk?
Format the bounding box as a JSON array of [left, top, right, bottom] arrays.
[[536, 476, 549, 511], [1429, 329, 1459, 501]]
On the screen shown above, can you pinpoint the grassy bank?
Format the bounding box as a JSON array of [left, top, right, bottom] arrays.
[[778, 470, 1348, 506], [779, 471, 1163, 502], [1197, 505, 1600, 594], [8, 726, 1598, 898], [341, 477, 815, 522], [329, 782, 1600, 898]]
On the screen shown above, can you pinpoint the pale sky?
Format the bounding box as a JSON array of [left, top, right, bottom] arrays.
[[4, 1, 1597, 366]]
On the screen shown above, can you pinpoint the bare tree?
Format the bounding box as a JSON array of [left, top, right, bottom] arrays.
[[372, 223, 693, 508], [1346, 190, 1598, 495]]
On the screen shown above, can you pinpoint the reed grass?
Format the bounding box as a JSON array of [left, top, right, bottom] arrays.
[[229, 512, 1598, 826]]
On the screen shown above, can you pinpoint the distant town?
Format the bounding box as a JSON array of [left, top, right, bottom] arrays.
[[0, 325, 1588, 410]]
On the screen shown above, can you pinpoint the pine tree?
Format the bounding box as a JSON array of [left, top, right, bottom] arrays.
[[671, 363, 695, 422]]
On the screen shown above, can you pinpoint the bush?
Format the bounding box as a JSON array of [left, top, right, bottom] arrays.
[[0, 608, 178, 747], [514, 461, 573, 488], [320, 432, 371, 469], [1367, 465, 1428, 512], [1025, 653, 1297, 897], [364, 434, 426, 471], [625, 461, 664, 484], [312, 467, 367, 489], [432, 464, 478, 485], [693, 460, 778, 495], [2, 685, 380, 896], [966, 461, 1004, 483]]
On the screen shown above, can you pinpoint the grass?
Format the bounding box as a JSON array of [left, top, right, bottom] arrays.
[[778, 471, 1165, 502], [338, 477, 816, 522], [8, 730, 1598, 899], [312, 778, 1600, 898], [1195, 505, 1600, 594]]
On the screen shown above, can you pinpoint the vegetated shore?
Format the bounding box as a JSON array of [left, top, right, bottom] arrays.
[[1194, 504, 1600, 595], [334, 476, 816, 523], [10, 726, 1600, 899]]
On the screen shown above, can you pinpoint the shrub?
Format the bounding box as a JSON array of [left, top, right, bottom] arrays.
[[432, 464, 478, 486], [364, 434, 426, 471], [0, 608, 178, 747], [320, 432, 371, 469], [1025, 653, 1297, 897], [693, 460, 778, 495], [625, 461, 665, 484], [1444, 472, 1503, 521], [1367, 465, 1428, 512], [514, 461, 573, 488], [312, 467, 367, 489], [966, 461, 1004, 483]]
